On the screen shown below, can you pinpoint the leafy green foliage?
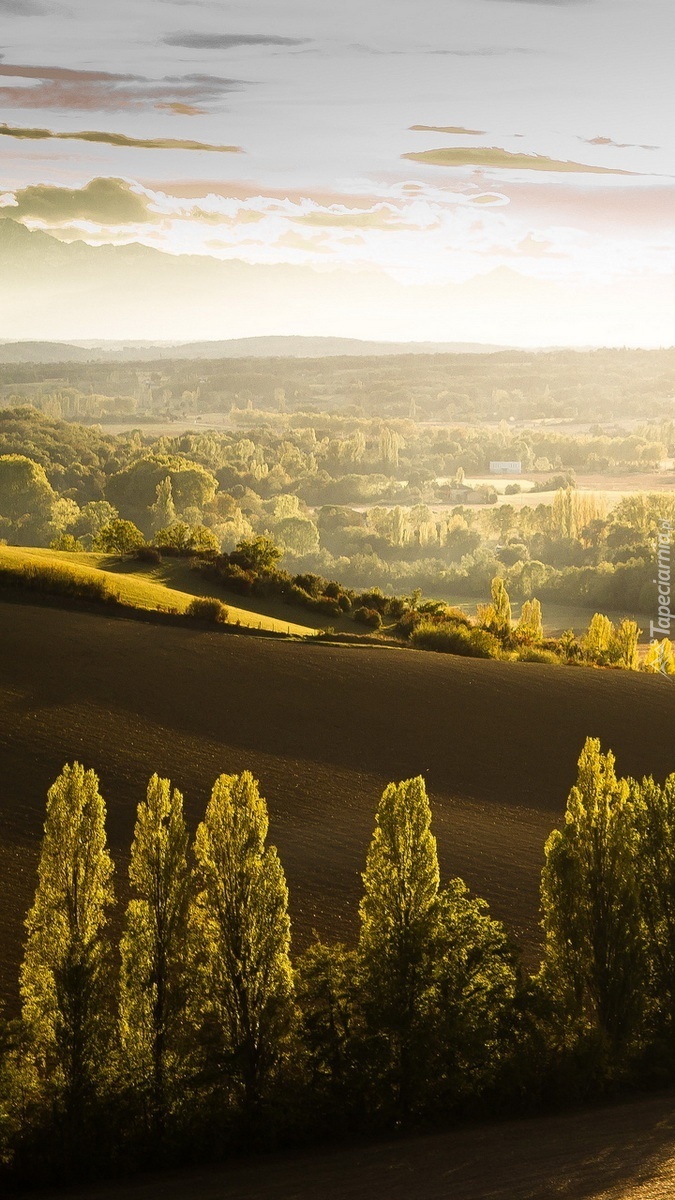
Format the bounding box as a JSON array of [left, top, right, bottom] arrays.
[[185, 597, 229, 623], [190, 772, 294, 1110], [153, 521, 219, 553], [20, 764, 115, 1120], [120, 776, 192, 1129], [93, 518, 145, 554], [357, 777, 439, 1119], [540, 739, 645, 1058]]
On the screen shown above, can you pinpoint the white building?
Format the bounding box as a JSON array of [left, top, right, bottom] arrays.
[[489, 461, 522, 474]]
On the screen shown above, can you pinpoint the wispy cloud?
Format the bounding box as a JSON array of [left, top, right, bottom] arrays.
[[2, 177, 153, 224], [403, 146, 636, 175], [0, 123, 243, 152], [163, 32, 309, 49], [0, 0, 45, 12], [582, 135, 658, 150], [411, 125, 487, 136], [0, 63, 244, 113], [485, 0, 592, 5]]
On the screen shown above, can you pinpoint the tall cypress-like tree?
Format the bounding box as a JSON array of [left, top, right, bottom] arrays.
[[357, 776, 439, 1120], [150, 477, 177, 533], [20, 763, 115, 1120], [191, 772, 293, 1112], [632, 773, 675, 1045], [119, 774, 192, 1130], [540, 738, 644, 1055]]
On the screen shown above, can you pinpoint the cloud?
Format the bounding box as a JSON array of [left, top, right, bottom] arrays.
[[163, 32, 309, 49], [0, 62, 244, 113], [3, 178, 153, 225], [410, 125, 487, 136], [353, 44, 536, 58], [0, 123, 243, 151], [485, 0, 591, 5], [0, 0, 45, 11], [402, 146, 636, 175], [582, 135, 658, 150]]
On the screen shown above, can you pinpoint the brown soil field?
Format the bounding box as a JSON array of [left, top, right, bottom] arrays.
[[2, 598, 675, 1013], [28, 1090, 675, 1200]]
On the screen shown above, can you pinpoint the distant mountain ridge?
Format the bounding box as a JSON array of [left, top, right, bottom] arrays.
[[0, 334, 509, 363], [2, 216, 665, 350]]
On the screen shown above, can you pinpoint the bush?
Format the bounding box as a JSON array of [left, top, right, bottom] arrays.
[[308, 595, 342, 617], [517, 647, 560, 664], [353, 606, 383, 630], [135, 545, 162, 564], [356, 589, 388, 615], [293, 572, 327, 598], [0, 559, 116, 605], [410, 621, 499, 658], [206, 560, 256, 595], [49, 534, 82, 552], [185, 597, 229, 624]]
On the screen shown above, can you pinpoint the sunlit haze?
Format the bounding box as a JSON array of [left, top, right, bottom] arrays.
[[1, 0, 674, 344]]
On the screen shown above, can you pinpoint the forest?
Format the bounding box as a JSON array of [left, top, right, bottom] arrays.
[[0, 406, 673, 619], [2, 347, 675, 423], [1, 741, 675, 1187]]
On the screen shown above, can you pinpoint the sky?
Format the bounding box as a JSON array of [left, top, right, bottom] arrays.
[[0, 0, 674, 345]]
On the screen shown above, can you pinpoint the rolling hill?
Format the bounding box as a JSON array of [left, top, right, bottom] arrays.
[[1, 598, 675, 1016], [0, 333, 508, 363], [0, 546, 318, 636]]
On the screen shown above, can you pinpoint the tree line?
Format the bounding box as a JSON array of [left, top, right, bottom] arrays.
[[2, 741, 675, 1186]]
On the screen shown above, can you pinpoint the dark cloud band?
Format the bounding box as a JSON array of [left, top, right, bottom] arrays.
[[0, 62, 244, 113], [0, 123, 242, 152], [163, 32, 309, 49]]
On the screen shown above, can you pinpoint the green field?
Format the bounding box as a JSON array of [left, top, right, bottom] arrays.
[[0, 546, 318, 637]]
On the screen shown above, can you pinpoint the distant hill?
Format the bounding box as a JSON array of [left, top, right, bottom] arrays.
[[0, 334, 508, 363], [0, 217, 603, 351]]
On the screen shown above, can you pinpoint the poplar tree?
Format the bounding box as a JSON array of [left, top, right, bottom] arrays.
[[540, 738, 644, 1054], [582, 613, 614, 662], [632, 773, 675, 1042], [518, 598, 544, 642], [357, 776, 440, 1119], [610, 618, 640, 670], [119, 774, 192, 1128], [20, 763, 115, 1119], [191, 772, 293, 1111], [150, 477, 176, 533]]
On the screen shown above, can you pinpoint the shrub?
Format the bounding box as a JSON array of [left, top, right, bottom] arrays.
[[517, 647, 560, 664], [410, 621, 499, 658], [353, 606, 383, 630], [293, 572, 327, 598], [308, 596, 342, 617], [356, 589, 388, 615], [135, 545, 162, 564], [185, 597, 229, 624], [207, 560, 256, 595], [49, 534, 83, 552]]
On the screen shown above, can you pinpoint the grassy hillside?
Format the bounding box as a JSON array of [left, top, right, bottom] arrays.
[[0, 546, 317, 636], [2, 599, 675, 1013]]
